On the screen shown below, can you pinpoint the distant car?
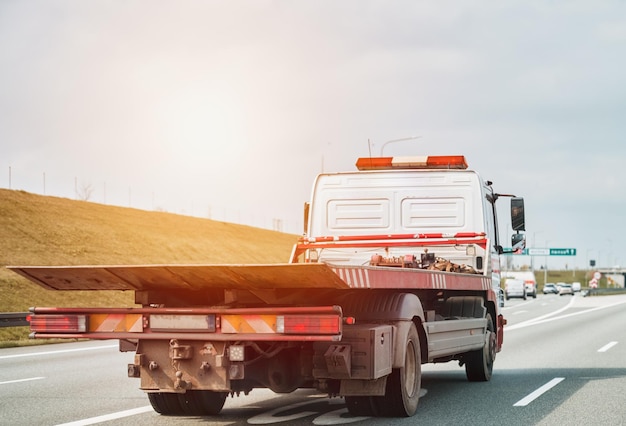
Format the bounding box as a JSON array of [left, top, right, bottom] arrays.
[[505, 278, 527, 300], [559, 284, 574, 296], [543, 283, 558, 294], [572, 282, 581, 292], [524, 280, 537, 298]]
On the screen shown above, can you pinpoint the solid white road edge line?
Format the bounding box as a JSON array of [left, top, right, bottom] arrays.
[[513, 377, 565, 407], [0, 344, 118, 360], [0, 376, 45, 385], [55, 406, 154, 426], [506, 298, 626, 331], [597, 341, 618, 352], [505, 296, 577, 329]]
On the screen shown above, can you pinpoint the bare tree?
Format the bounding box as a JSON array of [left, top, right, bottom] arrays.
[[77, 181, 94, 201]]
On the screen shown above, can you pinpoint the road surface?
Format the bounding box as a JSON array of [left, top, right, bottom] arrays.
[[1, 293, 625, 425]]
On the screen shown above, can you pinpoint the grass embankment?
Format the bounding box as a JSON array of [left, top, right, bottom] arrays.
[[0, 189, 297, 346]]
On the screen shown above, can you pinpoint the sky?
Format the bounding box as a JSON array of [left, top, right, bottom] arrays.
[[1, 0, 625, 271]]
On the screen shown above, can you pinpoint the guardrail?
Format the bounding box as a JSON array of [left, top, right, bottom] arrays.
[[582, 288, 626, 297], [0, 312, 29, 328]]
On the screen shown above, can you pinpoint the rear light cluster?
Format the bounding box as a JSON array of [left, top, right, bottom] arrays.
[[29, 312, 342, 336], [30, 314, 87, 333], [277, 315, 340, 334]]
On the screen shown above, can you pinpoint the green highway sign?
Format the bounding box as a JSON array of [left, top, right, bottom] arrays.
[[549, 248, 576, 256], [504, 248, 577, 256]]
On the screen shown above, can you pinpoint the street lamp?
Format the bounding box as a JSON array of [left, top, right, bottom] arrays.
[[599, 249, 605, 268], [531, 231, 543, 272], [544, 240, 550, 286], [586, 249, 594, 270], [380, 136, 422, 156]]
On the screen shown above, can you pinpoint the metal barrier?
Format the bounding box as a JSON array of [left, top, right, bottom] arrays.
[[0, 312, 29, 328], [582, 288, 626, 297]]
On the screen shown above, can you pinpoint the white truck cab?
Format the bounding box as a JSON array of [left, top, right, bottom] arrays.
[[306, 155, 524, 279]]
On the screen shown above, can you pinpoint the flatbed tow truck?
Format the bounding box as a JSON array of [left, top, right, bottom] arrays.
[[10, 154, 525, 417]]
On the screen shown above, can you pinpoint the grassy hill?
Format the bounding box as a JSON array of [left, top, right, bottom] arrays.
[[0, 188, 297, 345]]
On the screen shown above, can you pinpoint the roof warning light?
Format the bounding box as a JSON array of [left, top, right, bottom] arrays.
[[356, 155, 468, 170]]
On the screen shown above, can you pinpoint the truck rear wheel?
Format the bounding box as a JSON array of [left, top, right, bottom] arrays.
[[465, 314, 495, 382], [148, 392, 183, 415], [149, 390, 228, 416], [345, 396, 378, 416], [179, 390, 228, 415], [375, 322, 421, 417]]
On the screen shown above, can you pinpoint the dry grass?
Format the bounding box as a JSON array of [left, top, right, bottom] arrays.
[[0, 189, 297, 345]]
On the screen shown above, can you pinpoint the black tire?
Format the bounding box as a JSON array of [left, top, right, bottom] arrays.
[[345, 396, 378, 416], [179, 390, 228, 415], [465, 314, 495, 382], [148, 392, 184, 415], [374, 322, 421, 417]]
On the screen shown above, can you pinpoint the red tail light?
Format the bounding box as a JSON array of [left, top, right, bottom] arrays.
[[30, 315, 87, 333], [278, 315, 340, 335]]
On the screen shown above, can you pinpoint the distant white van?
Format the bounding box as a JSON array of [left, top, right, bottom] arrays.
[[502, 271, 537, 298], [505, 278, 527, 300], [572, 282, 581, 292]]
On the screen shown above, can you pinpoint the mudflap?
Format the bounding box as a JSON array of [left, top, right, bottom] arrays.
[[313, 324, 393, 396]]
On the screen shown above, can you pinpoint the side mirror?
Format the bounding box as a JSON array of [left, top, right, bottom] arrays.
[[511, 233, 526, 252], [499, 233, 526, 255], [511, 197, 525, 231]]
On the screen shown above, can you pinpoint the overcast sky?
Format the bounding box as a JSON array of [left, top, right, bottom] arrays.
[[1, 1, 625, 270]]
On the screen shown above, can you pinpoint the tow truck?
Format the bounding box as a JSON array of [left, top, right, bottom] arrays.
[[10, 154, 525, 417]]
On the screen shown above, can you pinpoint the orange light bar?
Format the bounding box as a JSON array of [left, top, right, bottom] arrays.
[[356, 155, 468, 170], [355, 157, 394, 170]]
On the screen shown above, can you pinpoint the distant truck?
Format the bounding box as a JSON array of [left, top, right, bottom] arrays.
[[503, 270, 537, 298], [10, 154, 525, 418]]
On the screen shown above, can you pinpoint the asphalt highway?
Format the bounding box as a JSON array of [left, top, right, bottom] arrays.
[[1, 293, 625, 426]]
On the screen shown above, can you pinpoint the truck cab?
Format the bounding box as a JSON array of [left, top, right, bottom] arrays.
[[308, 155, 501, 270], [300, 155, 525, 296]]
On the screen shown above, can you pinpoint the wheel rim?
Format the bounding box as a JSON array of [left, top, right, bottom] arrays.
[[488, 331, 496, 362], [404, 339, 417, 397]]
